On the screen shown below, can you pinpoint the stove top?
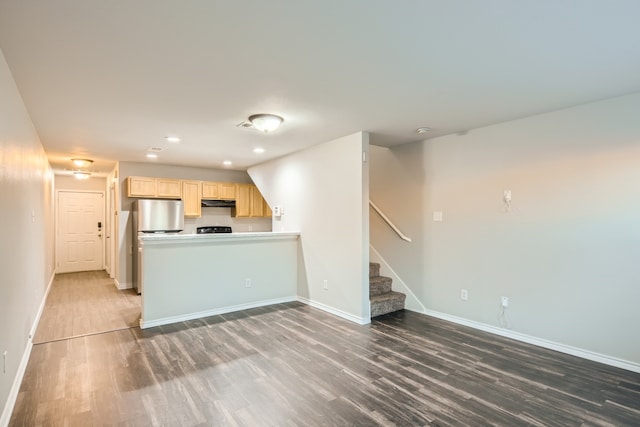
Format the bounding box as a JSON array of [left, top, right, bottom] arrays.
[[196, 226, 232, 234]]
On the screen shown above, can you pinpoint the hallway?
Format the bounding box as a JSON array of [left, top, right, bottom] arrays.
[[33, 271, 140, 344]]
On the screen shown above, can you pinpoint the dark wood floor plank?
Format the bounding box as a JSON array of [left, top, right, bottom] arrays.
[[10, 272, 640, 426]]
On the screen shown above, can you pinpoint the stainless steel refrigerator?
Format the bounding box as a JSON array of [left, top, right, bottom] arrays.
[[132, 199, 184, 294]]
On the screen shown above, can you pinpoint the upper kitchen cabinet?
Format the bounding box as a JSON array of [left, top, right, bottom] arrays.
[[182, 180, 202, 218], [127, 176, 182, 199], [233, 184, 271, 218], [233, 184, 252, 217], [201, 181, 236, 200]]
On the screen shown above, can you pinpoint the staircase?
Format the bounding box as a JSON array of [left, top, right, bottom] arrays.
[[369, 262, 406, 317]]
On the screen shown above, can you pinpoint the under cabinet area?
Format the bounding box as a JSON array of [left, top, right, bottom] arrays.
[[127, 176, 182, 199]]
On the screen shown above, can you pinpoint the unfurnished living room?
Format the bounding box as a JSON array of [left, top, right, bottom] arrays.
[[1, 1, 639, 426]]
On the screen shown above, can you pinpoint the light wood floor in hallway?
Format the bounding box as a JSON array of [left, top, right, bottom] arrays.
[[10, 272, 640, 426], [33, 270, 140, 344]]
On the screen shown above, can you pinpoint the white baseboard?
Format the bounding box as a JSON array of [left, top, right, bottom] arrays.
[[140, 296, 297, 329], [114, 279, 131, 290], [297, 297, 370, 325], [419, 308, 640, 374], [1, 271, 55, 427]]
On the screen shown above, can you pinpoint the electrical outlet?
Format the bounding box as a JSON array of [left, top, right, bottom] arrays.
[[323, 279, 328, 290], [245, 279, 252, 288], [501, 296, 509, 307], [461, 289, 468, 301]]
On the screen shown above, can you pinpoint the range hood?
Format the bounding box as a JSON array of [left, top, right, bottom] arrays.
[[201, 199, 236, 208]]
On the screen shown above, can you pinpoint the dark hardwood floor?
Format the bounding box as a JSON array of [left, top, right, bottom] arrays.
[[10, 274, 640, 426]]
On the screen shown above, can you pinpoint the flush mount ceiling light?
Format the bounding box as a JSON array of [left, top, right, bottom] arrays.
[[248, 114, 284, 133], [145, 153, 158, 159], [71, 158, 93, 168], [253, 147, 265, 154], [223, 160, 232, 166], [73, 171, 91, 180], [165, 136, 181, 143], [416, 127, 431, 134]]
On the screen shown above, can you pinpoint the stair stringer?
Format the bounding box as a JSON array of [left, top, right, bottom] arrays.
[[369, 244, 426, 314]]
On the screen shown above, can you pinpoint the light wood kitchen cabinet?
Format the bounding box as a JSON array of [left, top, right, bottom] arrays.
[[233, 184, 252, 217], [128, 176, 157, 197], [127, 176, 181, 199], [233, 184, 271, 218], [250, 186, 265, 217], [157, 179, 182, 198], [219, 182, 236, 200], [182, 180, 202, 218], [201, 182, 219, 199], [201, 181, 236, 200]]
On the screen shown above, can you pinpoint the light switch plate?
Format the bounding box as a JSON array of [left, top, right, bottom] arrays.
[[433, 211, 443, 222]]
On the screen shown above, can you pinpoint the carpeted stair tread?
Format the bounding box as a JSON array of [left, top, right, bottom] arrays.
[[370, 291, 406, 317], [369, 276, 393, 296]]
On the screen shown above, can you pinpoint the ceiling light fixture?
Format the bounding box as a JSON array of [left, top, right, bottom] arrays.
[[71, 158, 93, 168], [416, 127, 431, 134], [165, 136, 181, 143], [146, 153, 158, 159], [248, 114, 284, 133], [223, 160, 232, 166], [73, 171, 91, 180], [252, 147, 265, 154]]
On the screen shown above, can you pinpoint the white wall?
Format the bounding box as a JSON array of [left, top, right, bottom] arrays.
[[116, 162, 270, 289], [0, 48, 54, 424], [249, 132, 370, 323], [370, 93, 640, 368], [54, 174, 106, 192], [141, 234, 298, 328]]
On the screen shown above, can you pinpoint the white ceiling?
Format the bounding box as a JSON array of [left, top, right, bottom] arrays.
[[1, 1, 639, 175]]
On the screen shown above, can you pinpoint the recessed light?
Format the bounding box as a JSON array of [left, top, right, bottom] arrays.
[[253, 147, 265, 154], [416, 127, 431, 134], [223, 160, 232, 166], [146, 153, 158, 159], [165, 136, 181, 143]]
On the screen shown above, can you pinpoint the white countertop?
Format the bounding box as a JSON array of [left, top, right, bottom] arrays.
[[139, 231, 300, 245]]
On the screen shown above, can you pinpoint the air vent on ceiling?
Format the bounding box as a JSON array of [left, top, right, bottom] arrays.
[[147, 147, 164, 152]]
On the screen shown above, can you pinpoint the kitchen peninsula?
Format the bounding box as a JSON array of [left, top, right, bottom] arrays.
[[138, 231, 300, 328]]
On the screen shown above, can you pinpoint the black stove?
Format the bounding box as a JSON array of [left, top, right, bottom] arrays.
[[196, 226, 232, 234]]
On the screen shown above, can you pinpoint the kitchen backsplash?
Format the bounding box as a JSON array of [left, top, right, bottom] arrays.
[[182, 207, 272, 233]]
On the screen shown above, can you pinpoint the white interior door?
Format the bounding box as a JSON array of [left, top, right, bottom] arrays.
[[57, 191, 105, 273]]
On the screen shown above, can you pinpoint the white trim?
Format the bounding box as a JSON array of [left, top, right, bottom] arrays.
[[140, 296, 297, 329], [419, 308, 640, 374], [29, 272, 55, 340], [114, 279, 131, 290], [369, 245, 426, 313], [297, 296, 370, 325], [1, 271, 55, 427]]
